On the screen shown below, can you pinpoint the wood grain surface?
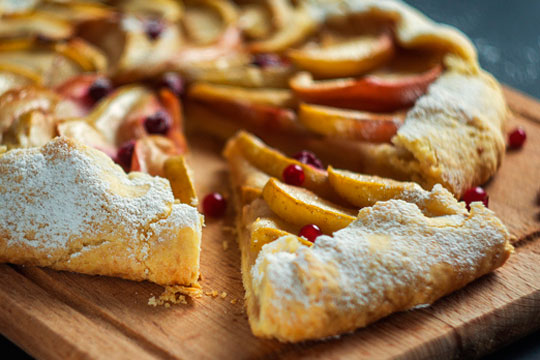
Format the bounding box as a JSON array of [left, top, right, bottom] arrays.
[[0, 87, 539, 360]]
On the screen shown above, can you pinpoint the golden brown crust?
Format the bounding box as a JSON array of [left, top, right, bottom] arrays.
[[0, 137, 202, 287], [247, 199, 512, 342]]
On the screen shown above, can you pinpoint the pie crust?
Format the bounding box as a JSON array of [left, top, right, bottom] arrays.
[[0, 137, 202, 288]]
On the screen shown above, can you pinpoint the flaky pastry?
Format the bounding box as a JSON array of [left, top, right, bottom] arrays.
[[0, 137, 202, 288]]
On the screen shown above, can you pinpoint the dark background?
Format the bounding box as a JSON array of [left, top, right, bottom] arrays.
[[1, 0, 539, 359], [408, 0, 540, 100]]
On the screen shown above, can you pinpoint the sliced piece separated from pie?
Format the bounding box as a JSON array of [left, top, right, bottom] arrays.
[[224, 131, 513, 342], [0, 137, 202, 290]]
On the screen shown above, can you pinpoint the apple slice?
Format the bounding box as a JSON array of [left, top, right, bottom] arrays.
[[298, 103, 404, 143], [0, 38, 107, 87], [290, 63, 443, 112], [0, 64, 37, 96], [188, 83, 300, 133], [238, 4, 273, 40], [163, 155, 198, 205], [250, 221, 312, 254], [288, 32, 394, 78], [0, 13, 73, 40], [78, 15, 183, 82], [183, 64, 294, 88], [57, 120, 115, 158], [119, 0, 183, 22], [188, 82, 295, 108], [83, 86, 150, 145], [131, 135, 180, 176], [2, 110, 56, 149], [158, 89, 188, 153], [249, 2, 316, 53], [35, 1, 113, 23], [224, 131, 336, 200], [172, 25, 243, 68], [225, 144, 271, 204], [327, 167, 462, 216], [182, 0, 238, 45], [262, 178, 356, 234], [54, 74, 102, 115], [0, 86, 59, 138]]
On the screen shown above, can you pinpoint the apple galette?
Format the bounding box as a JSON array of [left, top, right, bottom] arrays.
[[0, 0, 514, 341], [224, 131, 512, 342]]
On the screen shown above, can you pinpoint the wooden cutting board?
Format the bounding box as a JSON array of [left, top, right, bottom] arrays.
[[0, 87, 539, 360]]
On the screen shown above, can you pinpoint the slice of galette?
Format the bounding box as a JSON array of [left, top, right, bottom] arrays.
[[0, 137, 202, 290], [224, 131, 512, 342]]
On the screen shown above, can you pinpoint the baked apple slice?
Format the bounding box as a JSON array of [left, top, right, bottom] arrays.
[[78, 15, 183, 82], [188, 82, 303, 133], [0, 86, 59, 139], [57, 120, 115, 157], [223, 131, 336, 200], [290, 61, 442, 112], [0, 13, 73, 40], [0, 38, 107, 87], [288, 32, 394, 78], [189, 82, 295, 107], [32, 1, 113, 23], [327, 167, 464, 216], [248, 0, 316, 53], [118, 0, 184, 22], [183, 62, 294, 88], [2, 110, 56, 149], [298, 103, 404, 143], [262, 178, 356, 234], [0, 64, 38, 96], [163, 155, 198, 206], [131, 135, 180, 176], [182, 0, 237, 45]]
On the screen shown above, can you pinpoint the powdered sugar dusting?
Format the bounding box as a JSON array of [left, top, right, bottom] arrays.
[[251, 197, 511, 338], [0, 137, 191, 257]]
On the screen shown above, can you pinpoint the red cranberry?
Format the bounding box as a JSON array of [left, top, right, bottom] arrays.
[[283, 164, 305, 186], [298, 224, 322, 243], [88, 77, 112, 103], [508, 127, 527, 149], [462, 186, 489, 211], [293, 150, 324, 170], [145, 19, 164, 40], [143, 111, 171, 135], [202, 192, 227, 217], [116, 140, 135, 172], [158, 72, 184, 97], [252, 53, 289, 68]]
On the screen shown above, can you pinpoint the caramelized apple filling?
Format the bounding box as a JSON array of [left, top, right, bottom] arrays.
[[225, 131, 471, 257]]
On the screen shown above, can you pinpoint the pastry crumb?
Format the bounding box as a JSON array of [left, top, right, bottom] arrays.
[[147, 284, 201, 307], [204, 289, 220, 297], [230, 299, 237, 304], [220, 291, 227, 299], [222, 240, 229, 250]]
